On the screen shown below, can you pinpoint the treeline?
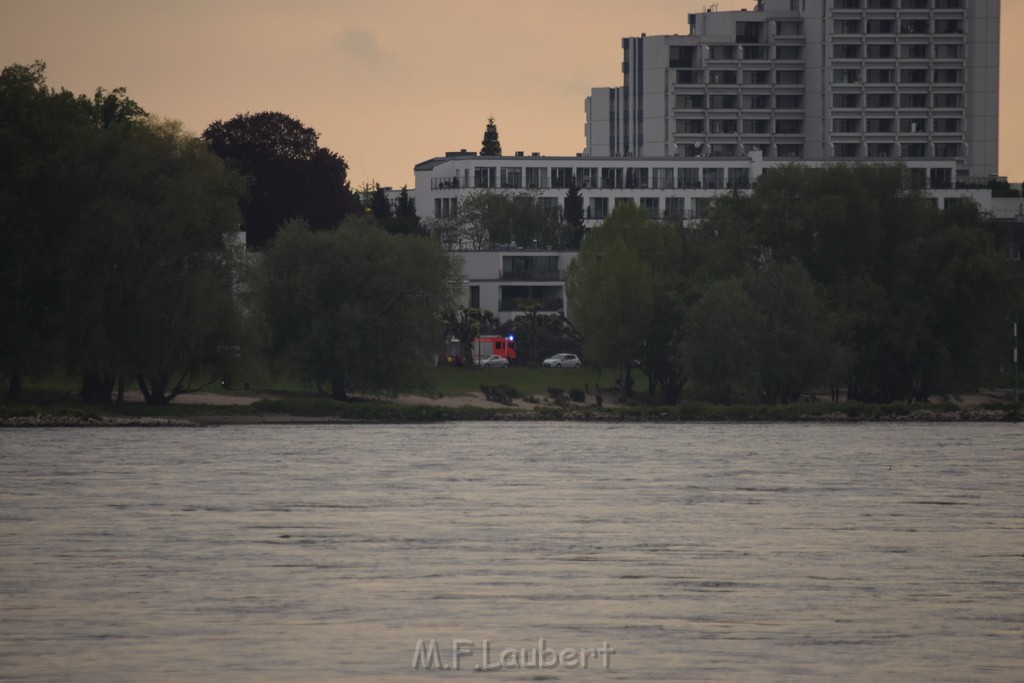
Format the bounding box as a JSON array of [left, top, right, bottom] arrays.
[[0, 62, 454, 404], [568, 165, 1020, 404]]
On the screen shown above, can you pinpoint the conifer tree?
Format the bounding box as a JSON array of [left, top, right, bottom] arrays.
[[480, 116, 502, 156]]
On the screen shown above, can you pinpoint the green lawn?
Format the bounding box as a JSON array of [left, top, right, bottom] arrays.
[[422, 365, 647, 399]]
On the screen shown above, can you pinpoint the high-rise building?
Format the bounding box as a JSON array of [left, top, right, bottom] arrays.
[[585, 0, 999, 183]]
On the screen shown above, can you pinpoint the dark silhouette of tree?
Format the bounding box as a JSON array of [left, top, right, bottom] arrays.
[[480, 116, 502, 156], [202, 112, 360, 248], [383, 185, 424, 236], [367, 183, 392, 220], [564, 180, 585, 248]]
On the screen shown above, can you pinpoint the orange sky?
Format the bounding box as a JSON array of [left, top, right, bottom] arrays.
[[3, 0, 1021, 189]]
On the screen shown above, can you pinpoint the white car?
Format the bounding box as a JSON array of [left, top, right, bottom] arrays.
[[542, 353, 581, 368], [475, 354, 510, 368]]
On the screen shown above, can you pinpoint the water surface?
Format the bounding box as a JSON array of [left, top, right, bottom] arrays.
[[1, 423, 1021, 681]]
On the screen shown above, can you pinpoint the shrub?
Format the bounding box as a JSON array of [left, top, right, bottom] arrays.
[[547, 387, 565, 399], [480, 383, 520, 405], [568, 387, 586, 403]]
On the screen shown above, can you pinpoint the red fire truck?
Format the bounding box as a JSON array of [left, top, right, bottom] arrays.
[[440, 335, 517, 366]]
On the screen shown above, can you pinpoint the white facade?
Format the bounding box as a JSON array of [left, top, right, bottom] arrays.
[[585, 0, 999, 182], [454, 249, 577, 323], [414, 150, 997, 227]]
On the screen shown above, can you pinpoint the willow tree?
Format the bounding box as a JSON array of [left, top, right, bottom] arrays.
[[259, 217, 458, 399]]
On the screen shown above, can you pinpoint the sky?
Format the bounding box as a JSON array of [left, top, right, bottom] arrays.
[[3, 0, 1022, 189]]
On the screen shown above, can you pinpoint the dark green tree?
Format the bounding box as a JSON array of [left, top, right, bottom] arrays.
[[202, 111, 360, 248], [62, 119, 246, 405], [686, 279, 763, 404], [367, 183, 392, 221], [383, 185, 423, 236], [480, 116, 502, 156], [258, 217, 458, 399], [564, 180, 585, 248]]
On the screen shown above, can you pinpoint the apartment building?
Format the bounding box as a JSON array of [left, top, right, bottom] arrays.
[[585, 0, 999, 183]]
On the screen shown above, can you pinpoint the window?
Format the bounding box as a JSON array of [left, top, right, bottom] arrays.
[[625, 167, 649, 189], [710, 71, 738, 85], [588, 197, 609, 219], [469, 286, 479, 309], [933, 69, 961, 84], [866, 44, 894, 59], [474, 167, 496, 188], [736, 21, 763, 44], [935, 19, 963, 34], [866, 93, 894, 108], [902, 143, 928, 158], [776, 144, 803, 158], [930, 168, 953, 188], [775, 119, 803, 134], [676, 119, 705, 134], [744, 94, 771, 109], [833, 93, 860, 108], [866, 20, 895, 34], [835, 20, 862, 34], [868, 143, 893, 157], [640, 197, 660, 218], [866, 69, 894, 83], [901, 43, 929, 59], [677, 94, 705, 109], [727, 168, 750, 189], [709, 94, 737, 109], [500, 167, 522, 188], [692, 197, 713, 219], [833, 69, 860, 84], [934, 44, 962, 59], [676, 70, 703, 84], [703, 168, 725, 189], [614, 197, 634, 207], [935, 143, 960, 158], [899, 118, 928, 133], [539, 197, 560, 214], [866, 119, 894, 133], [708, 45, 735, 60], [833, 44, 861, 59], [669, 45, 695, 68], [743, 119, 770, 134], [678, 167, 700, 189], [525, 167, 547, 189], [600, 167, 623, 189], [933, 93, 962, 108], [776, 70, 803, 85], [900, 20, 928, 34], [745, 70, 771, 85], [900, 93, 928, 108], [833, 118, 860, 133], [433, 197, 457, 218], [901, 0, 928, 7], [576, 167, 598, 189], [933, 118, 961, 133], [776, 45, 803, 60], [551, 167, 574, 189], [709, 144, 736, 157], [709, 119, 738, 134], [743, 46, 769, 60], [901, 69, 929, 84], [664, 197, 686, 218], [775, 95, 803, 109], [835, 143, 860, 158], [652, 168, 674, 189], [834, 0, 860, 7], [776, 21, 802, 36]]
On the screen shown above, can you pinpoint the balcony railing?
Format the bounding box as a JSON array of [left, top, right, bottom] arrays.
[[499, 297, 564, 312], [499, 269, 564, 282]]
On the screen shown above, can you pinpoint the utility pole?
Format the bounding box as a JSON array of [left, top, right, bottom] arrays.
[[1015, 313, 1019, 403]]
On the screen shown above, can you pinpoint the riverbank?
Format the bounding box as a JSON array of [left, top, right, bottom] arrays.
[[1, 391, 1020, 426]]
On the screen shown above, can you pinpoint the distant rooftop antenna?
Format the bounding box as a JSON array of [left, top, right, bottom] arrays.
[[704, 3, 719, 12]]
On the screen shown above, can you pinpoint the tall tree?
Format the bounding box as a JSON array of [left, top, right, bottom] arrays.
[[564, 180, 585, 248], [480, 116, 502, 156], [202, 112, 360, 248], [258, 217, 458, 399], [0, 62, 98, 399], [383, 185, 423, 236], [62, 119, 246, 405]]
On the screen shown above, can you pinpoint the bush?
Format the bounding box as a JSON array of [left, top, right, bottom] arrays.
[[547, 387, 565, 399], [480, 383, 520, 405], [568, 387, 586, 403]]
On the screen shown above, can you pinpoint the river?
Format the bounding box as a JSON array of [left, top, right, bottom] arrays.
[[0, 423, 1021, 681]]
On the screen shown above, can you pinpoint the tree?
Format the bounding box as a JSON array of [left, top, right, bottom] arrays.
[[61, 118, 246, 405], [564, 180, 585, 248], [567, 204, 689, 400], [383, 185, 423, 236], [480, 116, 502, 156], [686, 279, 763, 404], [367, 183, 392, 221], [443, 307, 500, 367], [202, 112, 360, 248], [0, 62, 104, 399], [439, 189, 567, 250], [258, 217, 458, 399]]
